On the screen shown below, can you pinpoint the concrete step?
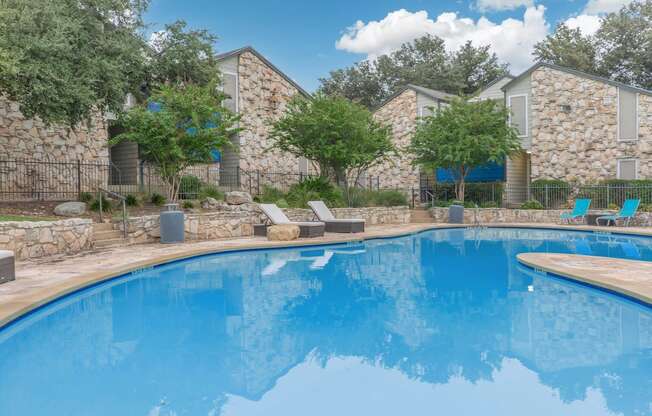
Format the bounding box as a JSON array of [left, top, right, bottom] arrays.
[[92, 222, 114, 232], [94, 238, 128, 249], [94, 230, 123, 240]]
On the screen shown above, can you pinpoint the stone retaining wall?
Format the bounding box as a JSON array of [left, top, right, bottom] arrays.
[[283, 206, 411, 225], [0, 218, 93, 260], [429, 207, 652, 226]]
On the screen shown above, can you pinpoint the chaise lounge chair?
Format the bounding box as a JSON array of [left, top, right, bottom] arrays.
[[258, 203, 325, 238], [560, 198, 591, 224], [308, 200, 365, 233], [597, 199, 640, 227]]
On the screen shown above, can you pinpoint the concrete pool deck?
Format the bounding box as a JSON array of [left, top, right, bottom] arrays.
[[1, 222, 652, 327]]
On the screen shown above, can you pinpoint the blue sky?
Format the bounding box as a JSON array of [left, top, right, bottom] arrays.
[[145, 0, 631, 92]]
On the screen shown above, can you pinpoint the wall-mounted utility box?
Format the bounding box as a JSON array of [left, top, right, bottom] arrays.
[[0, 250, 15, 284]]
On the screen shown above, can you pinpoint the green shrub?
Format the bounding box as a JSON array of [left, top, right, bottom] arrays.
[[286, 177, 344, 208], [182, 201, 195, 209], [198, 184, 224, 200], [640, 203, 652, 212], [608, 203, 620, 210], [125, 194, 140, 207], [520, 199, 544, 210], [480, 201, 500, 208], [89, 194, 112, 212], [369, 189, 408, 207], [79, 192, 93, 203], [530, 179, 571, 208], [345, 188, 372, 208], [275, 198, 289, 208], [178, 175, 203, 199], [150, 193, 166, 206], [254, 186, 287, 203]]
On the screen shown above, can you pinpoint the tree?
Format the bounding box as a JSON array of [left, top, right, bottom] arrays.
[[111, 82, 240, 200], [596, 0, 652, 89], [409, 99, 521, 202], [269, 94, 395, 205], [533, 23, 600, 75], [319, 35, 508, 108], [0, 0, 149, 127], [147, 20, 221, 89]]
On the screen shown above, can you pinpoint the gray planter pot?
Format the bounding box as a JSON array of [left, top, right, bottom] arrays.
[[448, 205, 465, 224]]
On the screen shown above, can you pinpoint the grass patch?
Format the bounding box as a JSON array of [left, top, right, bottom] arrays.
[[0, 215, 59, 222]]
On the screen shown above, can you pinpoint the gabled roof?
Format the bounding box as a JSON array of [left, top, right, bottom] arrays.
[[373, 84, 456, 112], [471, 74, 514, 98], [502, 62, 652, 96], [215, 46, 311, 97]]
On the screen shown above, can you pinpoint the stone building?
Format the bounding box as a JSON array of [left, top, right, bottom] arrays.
[[500, 63, 652, 185], [369, 85, 455, 190]]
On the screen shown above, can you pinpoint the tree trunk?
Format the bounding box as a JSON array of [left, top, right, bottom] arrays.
[[455, 166, 466, 202]]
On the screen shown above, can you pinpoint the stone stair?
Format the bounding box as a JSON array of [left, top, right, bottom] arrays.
[[410, 207, 434, 224], [92, 222, 128, 249]]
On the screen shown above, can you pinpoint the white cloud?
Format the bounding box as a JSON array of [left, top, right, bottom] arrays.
[[583, 0, 634, 14], [335, 6, 549, 73], [475, 0, 533, 12], [564, 14, 603, 35]]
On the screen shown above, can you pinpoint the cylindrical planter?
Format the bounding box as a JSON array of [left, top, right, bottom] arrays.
[[160, 203, 185, 244], [448, 205, 465, 224]]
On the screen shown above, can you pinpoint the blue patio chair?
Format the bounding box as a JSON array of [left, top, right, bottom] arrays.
[[560, 199, 591, 224], [597, 199, 641, 227]]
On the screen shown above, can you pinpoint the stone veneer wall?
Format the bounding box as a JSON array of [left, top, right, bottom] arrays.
[[429, 207, 652, 226], [369, 89, 420, 189], [0, 218, 93, 260], [0, 96, 109, 162], [283, 206, 411, 225], [237, 51, 307, 174], [530, 66, 652, 182]]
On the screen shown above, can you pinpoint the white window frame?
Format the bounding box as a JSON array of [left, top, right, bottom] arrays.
[[617, 88, 639, 142], [507, 94, 528, 138], [617, 158, 639, 180]]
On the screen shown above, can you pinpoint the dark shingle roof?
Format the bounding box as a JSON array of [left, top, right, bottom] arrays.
[[215, 46, 310, 97], [502, 62, 652, 96]]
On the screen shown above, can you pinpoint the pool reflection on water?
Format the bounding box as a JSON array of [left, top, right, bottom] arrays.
[[1, 228, 651, 416]]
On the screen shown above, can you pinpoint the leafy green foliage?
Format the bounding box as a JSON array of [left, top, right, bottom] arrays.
[[533, 1, 652, 90], [146, 20, 221, 88], [520, 200, 544, 210], [530, 179, 571, 209], [410, 99, 521, 201], [0, 0, 148, 127], [269, 94, 394, 205], [89, 194, 113, 212], [533, 23, 600, 75], [199, 184, 224, 201], [345, 188, 408, 208], [178, 175, 203, 199], [285, 177, 344, 208], [112, 82, 240, 200], [319, 35, 508, 108], [125, 194, 140, 207], [182, 201, 195, 209], [254, 186, 287, 204], [150, 193, 166, 206], [79, 192, 93, 203]]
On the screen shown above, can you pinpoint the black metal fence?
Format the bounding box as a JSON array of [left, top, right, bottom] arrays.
[[0, 159, 382, 202]]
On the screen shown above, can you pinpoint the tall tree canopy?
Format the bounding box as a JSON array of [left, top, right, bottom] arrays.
[[409, 99, 521, 202], [533, 0, 651, 89], [147, 20, 221, 88], [319, 35, 508, 109], [269, 94, 395, 204], [0, 0, 149, 127]]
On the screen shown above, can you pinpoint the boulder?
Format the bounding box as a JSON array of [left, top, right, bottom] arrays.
[[54, 201, 86, 217], [201, 197, 227, 210], [267, 224, 300, 241], [225, 191, 253, 205]]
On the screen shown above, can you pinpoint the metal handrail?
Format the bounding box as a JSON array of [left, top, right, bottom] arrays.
[[97, 187, 128, 239]]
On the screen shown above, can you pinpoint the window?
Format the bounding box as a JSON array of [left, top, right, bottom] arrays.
[[508, 95, 527, 137], [618, 88, 638, 141], [221, 72, 238, 113], [617, 159, 638, 180]]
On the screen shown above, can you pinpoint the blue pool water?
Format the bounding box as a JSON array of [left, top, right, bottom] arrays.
[[1, 228, 652, 416]]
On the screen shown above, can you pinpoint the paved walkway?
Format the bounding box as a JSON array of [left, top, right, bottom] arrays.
[[2, 222, 652, 326], [518, 253, 652, 305]]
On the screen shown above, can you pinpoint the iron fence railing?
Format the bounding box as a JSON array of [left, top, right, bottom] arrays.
[[0, 159, 383, 202], [418, 182, 652, 209]]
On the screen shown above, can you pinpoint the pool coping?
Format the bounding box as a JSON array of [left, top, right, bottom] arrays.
[[2, 222, 652, 329]]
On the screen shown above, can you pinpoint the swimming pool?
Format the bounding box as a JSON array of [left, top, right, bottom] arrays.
[[1, 228, 651, 415]]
